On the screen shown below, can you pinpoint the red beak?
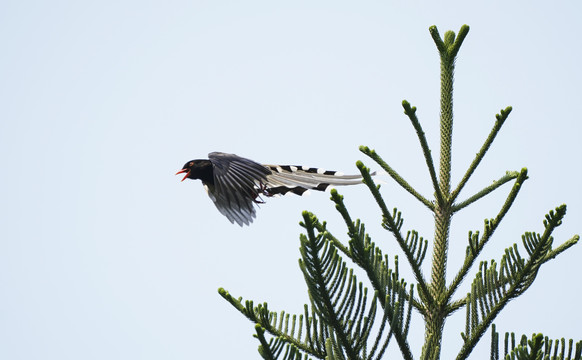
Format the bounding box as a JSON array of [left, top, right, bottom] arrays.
[[176, 169, 190, 182]]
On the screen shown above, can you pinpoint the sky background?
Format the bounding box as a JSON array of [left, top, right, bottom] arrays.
[[1, 1, 581, 359]]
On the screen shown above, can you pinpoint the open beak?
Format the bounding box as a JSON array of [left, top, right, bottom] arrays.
[[175, 169, 190, 182]]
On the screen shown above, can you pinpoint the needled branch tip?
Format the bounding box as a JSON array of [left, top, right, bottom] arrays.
[[301, 210, 315, 224], [495, 106, 513, 128], [444, 31, 456, 47], [429, 24, 470, 58], [402, 100, 417, 115], [429, 25, 446, 53], [330, 188, 343, 207], [497, 106, 512, 120], [254, 324, 266, 338], [518, 167, 528, 182], [300, 210, 317, 229], [359, 145, 375, 157], [356, 160, 371, 174]]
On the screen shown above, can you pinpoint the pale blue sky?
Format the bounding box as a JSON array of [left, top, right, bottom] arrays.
[[1, 1, 580, 359]]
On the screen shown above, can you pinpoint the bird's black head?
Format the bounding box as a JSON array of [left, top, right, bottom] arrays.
[[176, 159, 214, 183]]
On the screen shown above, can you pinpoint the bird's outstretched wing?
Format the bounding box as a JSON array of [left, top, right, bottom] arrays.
[[207, 152, 271, 226]]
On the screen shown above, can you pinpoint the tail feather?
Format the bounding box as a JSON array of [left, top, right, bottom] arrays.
[[263, 164, 370, 196]]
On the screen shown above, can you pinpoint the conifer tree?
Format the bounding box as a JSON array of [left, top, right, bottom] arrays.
[[219, 24, 581, 360]]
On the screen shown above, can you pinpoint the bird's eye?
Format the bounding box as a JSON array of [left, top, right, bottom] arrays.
[[189, 162, 194, 166]]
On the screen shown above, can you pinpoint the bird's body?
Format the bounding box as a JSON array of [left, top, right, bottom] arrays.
[[177, 152, 367, 226]]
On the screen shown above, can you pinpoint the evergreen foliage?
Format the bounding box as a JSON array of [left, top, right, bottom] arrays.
[[219, 24, 580, 360]]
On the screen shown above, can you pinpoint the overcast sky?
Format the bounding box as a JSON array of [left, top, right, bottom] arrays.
[[1, 1, 581, 359]]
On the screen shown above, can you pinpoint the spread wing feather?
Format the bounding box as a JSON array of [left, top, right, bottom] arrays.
[[207, 152, 271, 226]]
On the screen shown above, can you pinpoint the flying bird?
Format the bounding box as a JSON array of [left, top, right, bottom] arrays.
[[176, 152, 369, 226]]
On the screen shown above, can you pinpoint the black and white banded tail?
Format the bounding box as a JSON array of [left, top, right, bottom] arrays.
[[263, 164, 368, 196]]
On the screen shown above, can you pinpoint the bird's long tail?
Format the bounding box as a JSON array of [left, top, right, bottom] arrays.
[[263, 164, 372, 196]]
